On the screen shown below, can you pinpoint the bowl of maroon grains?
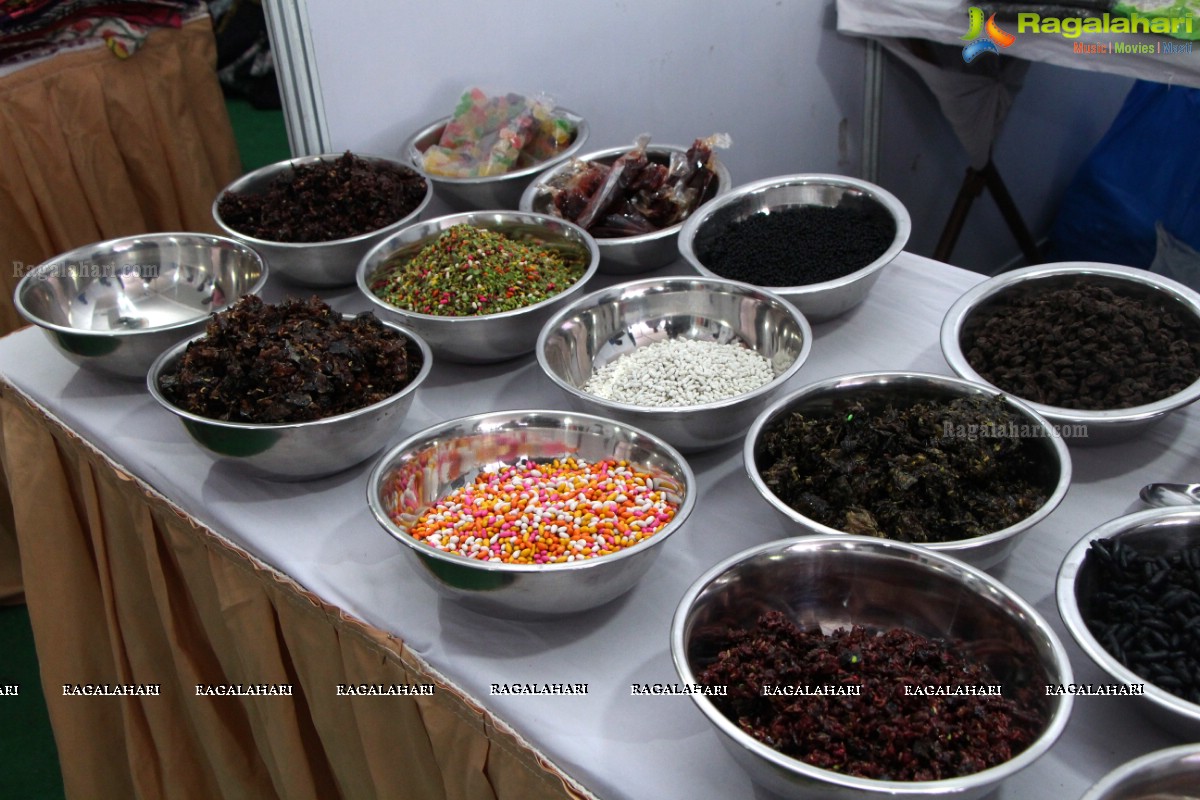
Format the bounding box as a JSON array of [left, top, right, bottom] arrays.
[[744, 372, 1072, 570], [213, 151, 432, 288], [356, 210, 600, 364], [1057, 506, 1200, 739], [147, 295, 432, 481], [678, 173, 911, 322], [520, 137, 732, 275], [941, 262, 1200, 446], [671, 534, 1073, 799]]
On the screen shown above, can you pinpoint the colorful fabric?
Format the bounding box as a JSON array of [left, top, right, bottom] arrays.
[[0, 1, 202, 65]]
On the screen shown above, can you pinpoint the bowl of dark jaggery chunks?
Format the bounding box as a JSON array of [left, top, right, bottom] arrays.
[[941, 262, 1200, 446], [672, 534, 1074, 799], [213, 152, 432, 288], [148, 295, 432, 481]]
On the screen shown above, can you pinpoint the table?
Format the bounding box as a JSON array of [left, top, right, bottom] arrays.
[[2, 252, 1197, 799]]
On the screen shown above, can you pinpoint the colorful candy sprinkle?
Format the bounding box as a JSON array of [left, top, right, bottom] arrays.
[[405, 457, 678, 564]]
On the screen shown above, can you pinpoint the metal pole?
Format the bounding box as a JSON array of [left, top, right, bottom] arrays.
[[261, 0, 330, 157]]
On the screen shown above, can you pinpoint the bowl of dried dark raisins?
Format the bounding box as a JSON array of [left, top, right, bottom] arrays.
[[678, 174, 911, 322], [213, 152, 432, 289], [941, 262, 1200, 446], [14, 232, 268, 380], [1057, 506, 1200, 739], [743, 371, 1072, 570], [671, 534, 1073, 798], [147, 295, 432, 481]]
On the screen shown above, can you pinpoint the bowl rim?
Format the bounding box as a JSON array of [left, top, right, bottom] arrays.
[[518, 142, 734, 246], [211, 152, 433, 249], [13, 232, 269, 338], [402, 108, 590, 186], [742, 370, 1073, 555], [676, 172, 913, 295], [146, 314, 434, 430], [1055, 505, 1200, 727], [670, 533, 1075, 794], [534, 275, 814, 415], [366, 407, 697, 575], [1077, 742, 1200, 800], [940, 261, 1200, 425], [355, 210, 601, 323]]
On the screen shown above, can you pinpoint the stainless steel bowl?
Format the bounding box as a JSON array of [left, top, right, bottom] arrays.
[[536, 276, 812, 452], [520, 143, 732, 275], [14, 233, 267, 380], [147, 317, 432, 481], [678, 174, 911, 322], [1078, 744, 1200, 800], [213, 153, 432, 288], [1057, 506, 1200, 739], [744, 372, 1072, 570], [367, 409, 695, 618], [402, 109, 588, 211], [941, 262, 1200, 446], [356, 210, 600, 364], [671, 535, 1074, 799]]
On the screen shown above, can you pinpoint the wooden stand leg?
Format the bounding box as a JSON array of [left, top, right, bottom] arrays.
[[934, 158, 1042, 268]]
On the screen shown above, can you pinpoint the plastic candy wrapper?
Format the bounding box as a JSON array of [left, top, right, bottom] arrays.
[[544, 133, 731, 237], [420, 88, 578, 178]]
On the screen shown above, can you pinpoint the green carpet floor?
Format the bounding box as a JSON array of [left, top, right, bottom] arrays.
[[0, 97, 289, 800]]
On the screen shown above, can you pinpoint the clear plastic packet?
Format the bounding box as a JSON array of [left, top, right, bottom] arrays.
[[419, 88, 577, 178]]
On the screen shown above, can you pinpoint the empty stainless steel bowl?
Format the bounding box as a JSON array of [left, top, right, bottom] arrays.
[[14, 232, 267, 380], [213, 153, 432, 288], [671, 535, 1074, 799], [536, 276, 812, 452], [941, 262, 1200, 446], [367, 409, 695, 618], [744, 372, 1072, 570], [402, 109, 588, 211], [678, 174, 911, 321], [1078, 744, 1200, 800], [147, 317, 432, 481], [356, 210, 600, 363], [520, 143, 732, 275], [1057, 506, 1200, 739]]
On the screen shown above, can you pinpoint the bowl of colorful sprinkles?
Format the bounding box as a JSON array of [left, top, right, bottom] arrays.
[[941, 262, 1200, 446], [367, 409, 695, 618], [356, 211, 600, 363], [536, 276, 812, 452], [678, 173, 910, 322], [671, 534, 1073, 799], [744, 372, 1071, 570], [1057, 506, 1200, 739], [214, 151, 432, 288], [148, 295, 432, 481]]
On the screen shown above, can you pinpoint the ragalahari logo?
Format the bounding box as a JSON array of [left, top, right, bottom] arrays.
[[961, 6, 1016, 62]]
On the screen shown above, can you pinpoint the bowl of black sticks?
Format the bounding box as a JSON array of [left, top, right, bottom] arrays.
[[1057, 506, 1200, 739], [678, 174, 911, 322]]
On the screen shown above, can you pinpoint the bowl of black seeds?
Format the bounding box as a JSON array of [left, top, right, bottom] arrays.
[[941, 262, 1200, 446], [214, 152, 432, 289], [1057, 506, 1200, 739], [744, 371, 1071, 570], [678, 174, 911, 322], [672, 534, 1073, 799]]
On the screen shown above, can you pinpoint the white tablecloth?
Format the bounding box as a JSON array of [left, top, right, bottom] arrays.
[[3, 252, 1197, 798]]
